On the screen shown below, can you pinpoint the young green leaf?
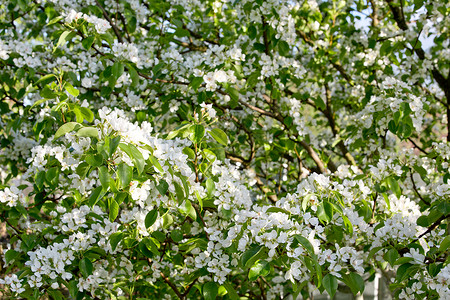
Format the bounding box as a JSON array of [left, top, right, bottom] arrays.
[[145, 209, 158, 229], [109, 199, 119, 222], [203, 282, 219, 300], [76, 127, 99, 138], [54, 122, 81, 139], [65, 82, 79, 97], [248, 260, 270, 281], [323, 274, 338, 298], [79, 258, 93, 277], [117, 163, 133, 188], [209, 128, 228, 146]]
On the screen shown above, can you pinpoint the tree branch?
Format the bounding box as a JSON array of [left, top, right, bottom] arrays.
[[94, 0, 124, 43], [160, 271, 183, 299], [385, 0, 450, 140], [416, 214, 449, 241], [409, 170, 430, 206]]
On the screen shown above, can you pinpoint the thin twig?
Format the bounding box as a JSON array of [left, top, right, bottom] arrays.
[[409, 170, 430, 206], [160, 271, 183, 299]]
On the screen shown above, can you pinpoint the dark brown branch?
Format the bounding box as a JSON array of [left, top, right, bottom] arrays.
[[94, 0, 124, 43], [182, 278, 198, 298], [118, 13, 132, 43], [323, 83, 356, 166], [225, 152, 278, 203], [385, 0, 450, 140], [160, 271, 183, 299], [172, 39, 207, 52], [371, 192, 378, 223], [0, 215, 23, 241], [257, 278, 267, 300], [184, 27, 220, 45], [330, 61, 354, 86], [408, 138, 429, 155], [409, 171, 430, 206], [416, 214, 449, 240]]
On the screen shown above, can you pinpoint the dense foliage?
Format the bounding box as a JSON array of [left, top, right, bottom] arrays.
[[0, 0, 449, 299]]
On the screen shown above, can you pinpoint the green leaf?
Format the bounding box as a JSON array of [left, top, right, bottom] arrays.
[[342, 273, 364, 295], [35, 74, 57, 86], [111, 62, 124, 80], [162, 213, 174, 228], [48, 290, 64, 300], [171, 229, 184, 242], [82, 36, 95, 50], [384, 248, 399, 267], [396, 263, 418, 282], [108, 136, 121, 157], [47, 16, 63, 26], [149, 155, 164, 173], [143, 238, 160, 256], [416, 215, 429, 227], [119, 143, 145, 174], [109, 199, 119, 222], [54, 30, 71, 52], [191, 124, 205, 144], [156, 180, 169, 195], [266, 207, 290, 214], [115, 192, 128, 204], [179, 200, 197, 219], [65, 82, 79, 97], [195, 190, 204, 211], [68, 280, 78, 299], [54, 122, 81, 139], [314, 96, 326, 111], [190, 77, 203, 90], [206, 178, 215, 196], [40, 86, 57, 99], [88, 186, 104, 207], [129, 65, 139, 87], [139, 240, 154, 258], [109, 232, 123, 251], [241, 245, 264, 268], [80, 107, 94, 123], [203, 282, 219, 300], [209, 128, 228, 146], [145, 209, 158, 229], [174, 181, 185, 203], [439, 235, 450, 252], [247, 24, 257, 39], [317, 201, 333, 223], [223, 282, 239, 300], [203, 149, 216, 162], [387, 177, 401, 198], [294, 235, 315, 255], [368, 246, 383, 259], [73, 106, 84, 123], [117, 163, 133, 189], [98, 166, 110, 189], [86, 154, 103, 167], [45, 167, 59, 185], [35, 170, 45, 190], [5, 249, 19, 264], [278, 40, 290, 56], [183, 147, 195, 159], [79, 258, 93, 277], [76, 127, 98, 138], [248, 260, 270, 281], [226, 86, 240, 101], [323, 274, 338, 299], [394, 257, 414, 265]]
